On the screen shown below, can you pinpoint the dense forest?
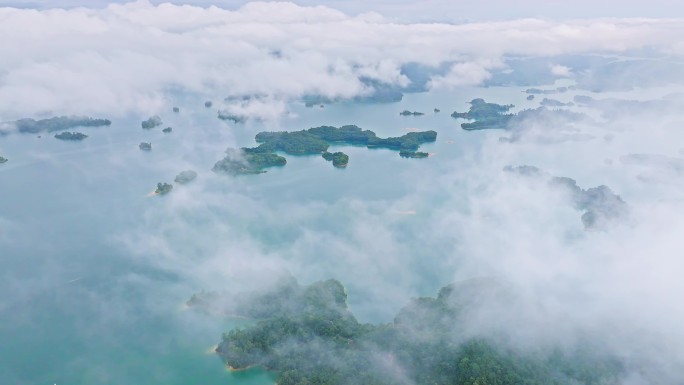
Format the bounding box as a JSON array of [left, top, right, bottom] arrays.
[[189, 278, 625, 385]]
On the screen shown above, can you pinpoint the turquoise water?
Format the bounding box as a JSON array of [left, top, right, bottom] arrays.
[[0, 85, 550, 384]]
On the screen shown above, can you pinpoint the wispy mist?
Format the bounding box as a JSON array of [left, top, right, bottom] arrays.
[[2, 2, 684, 385]]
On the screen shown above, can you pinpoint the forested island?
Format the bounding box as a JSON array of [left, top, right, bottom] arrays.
[[3, 116, 111, 134], [217, 111, 247, 124], [155, 182, 173, 195], [162, 127, 172, 133], [400, 150, 429, 158], [451, 98, 516, 130], [139, 142, 152, 151], [451, 98, 586, 133], [213, 149, 287, 175], [322, 151, 349, 167], [173, 107, 180, 113], [54, 131, 87, 141], [400, 110, 424, 116], [213, 125, 436, 175], [0, 156, 7, 164], [249, 125, 436, 154], [174, 170, 198, 184], [141, 116, 162, 129], [190, 277, 624, 385]]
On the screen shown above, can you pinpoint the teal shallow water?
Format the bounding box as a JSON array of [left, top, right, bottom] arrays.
[[0, 85, 553, 384]]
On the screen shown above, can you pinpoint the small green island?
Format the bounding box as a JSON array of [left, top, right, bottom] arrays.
[[213, 150, 287, 175], [205, 101, 213, 108], [155, 182, 173, 195], [400, 110, 425, 116], [173, 107, 180, 113], [434, 108, 440, 113], [322, 151, 349, 167], [162, 127, 172, 133], [141, 116, 163, 129], [218, 111, 247, 124], [54, 131, 88, 141], [400, 150, 429, 158], [139, 142, 152, 151], [451, 98, 515, 130], [190, 277, 624, 385], [174, 170, 198, 184], [0, 156, 7, 164], [4, 116, 111, 134], [213, 125, 436, 175]]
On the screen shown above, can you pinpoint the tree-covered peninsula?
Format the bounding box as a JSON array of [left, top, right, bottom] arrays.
[[3, 116, 111, 134], [191, 277, 624, 385], [54, 131, 88, 141]]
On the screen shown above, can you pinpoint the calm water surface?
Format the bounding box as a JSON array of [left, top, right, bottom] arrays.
[[0, 85, 568, 384]]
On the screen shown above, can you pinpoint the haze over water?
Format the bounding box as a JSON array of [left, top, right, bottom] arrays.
[[3, 2, 684, 384]]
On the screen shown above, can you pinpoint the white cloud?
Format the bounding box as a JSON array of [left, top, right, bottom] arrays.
[[550, 63, 572, 76], [0, 2, 683, 119], [428, 61, 496, 89]]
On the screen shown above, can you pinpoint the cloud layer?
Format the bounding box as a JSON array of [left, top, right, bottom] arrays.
[[1, 1, 684, 119]]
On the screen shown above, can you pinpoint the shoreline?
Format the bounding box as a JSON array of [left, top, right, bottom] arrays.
[[228, 364, 259, 372]]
